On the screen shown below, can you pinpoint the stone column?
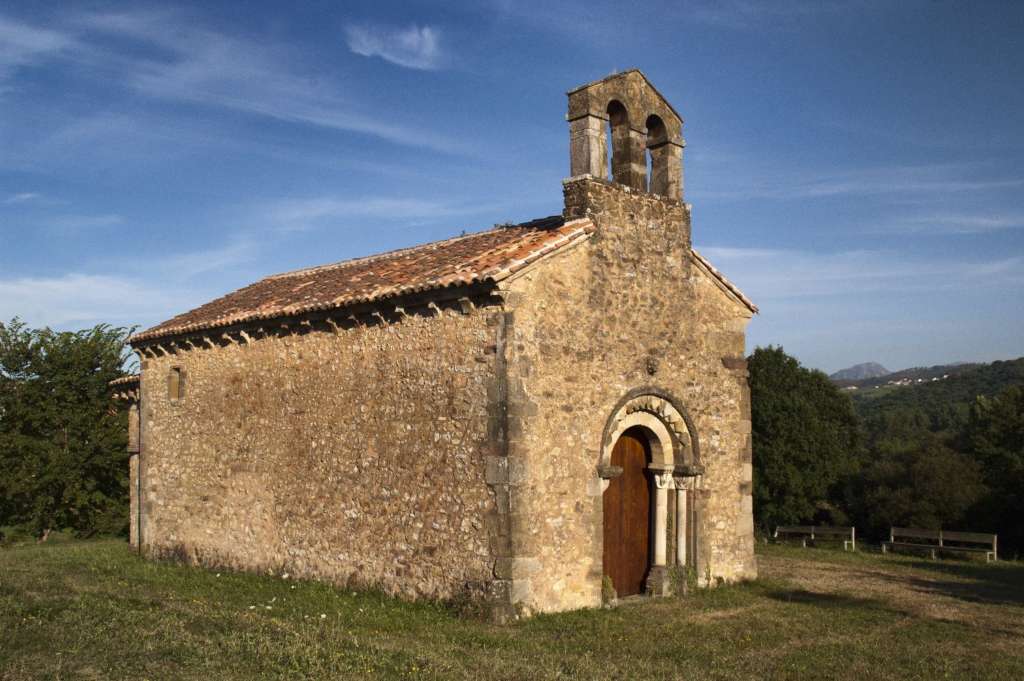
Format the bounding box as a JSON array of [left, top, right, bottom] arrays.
[[627, 128, 648, 191], [568, 114, 608, 180], [675, 486, 687, 566], [648, 141, 683, 201], [654, 483, 668, 566], [646, 469, 674, 596]]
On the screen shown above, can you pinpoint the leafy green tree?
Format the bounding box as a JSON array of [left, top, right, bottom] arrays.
[[748, 346, 863, 532], [853, 434, 985, 537], [964, 386, 1024, 555], [0, 318, 132, 539]]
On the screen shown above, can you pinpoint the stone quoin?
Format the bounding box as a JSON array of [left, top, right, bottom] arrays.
[[115, 70, 758, 620]]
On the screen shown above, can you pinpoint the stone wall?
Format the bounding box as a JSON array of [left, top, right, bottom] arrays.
[[497, 176, 755, 614], [136, 302, 503, 602]]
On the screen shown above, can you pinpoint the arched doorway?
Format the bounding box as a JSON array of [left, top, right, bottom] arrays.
[[602, 427, 652, 597], [597, 390, 705, 597]]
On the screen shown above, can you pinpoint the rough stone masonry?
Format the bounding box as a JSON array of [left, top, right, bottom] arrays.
[[118, 70, 757, 620]]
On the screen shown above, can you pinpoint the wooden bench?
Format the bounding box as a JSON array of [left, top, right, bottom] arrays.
[[774, 525, 856, 551], [881, 527, 997, 562]]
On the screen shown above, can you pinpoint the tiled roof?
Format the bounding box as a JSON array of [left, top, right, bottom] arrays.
[[130, 216, 594, 344], [109, 374, 141, 387], [691, 249, 758, 314]]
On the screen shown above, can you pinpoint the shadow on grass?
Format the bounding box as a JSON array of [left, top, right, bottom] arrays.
[[764, 588, 907, 615], [900, 560, 1024, 607]]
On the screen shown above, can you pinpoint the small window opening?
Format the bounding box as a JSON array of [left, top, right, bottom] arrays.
[[168, 367, 184, 401]]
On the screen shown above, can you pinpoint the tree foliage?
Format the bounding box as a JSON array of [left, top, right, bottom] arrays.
[[964, 386, 1024, 555], [748, 346, 862, 532], [852, 434, 985, 537], [752, 347, 1023, 556], [0, 318, 132, 539]]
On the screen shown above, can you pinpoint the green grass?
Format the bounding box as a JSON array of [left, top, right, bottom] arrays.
[[1, 541, 1023, 680]]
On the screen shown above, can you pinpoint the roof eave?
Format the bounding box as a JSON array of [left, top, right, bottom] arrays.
[[690, 249, 758, 315]]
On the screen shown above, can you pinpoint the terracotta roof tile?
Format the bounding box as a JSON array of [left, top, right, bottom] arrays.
[[130, 216, 594, 344]]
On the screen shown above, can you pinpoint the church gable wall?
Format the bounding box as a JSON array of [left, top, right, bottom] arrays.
[[500, 177, 755, 614]]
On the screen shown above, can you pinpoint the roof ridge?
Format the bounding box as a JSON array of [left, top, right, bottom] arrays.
[[265, 215, 565, 282], [128, 215, 586, 344]]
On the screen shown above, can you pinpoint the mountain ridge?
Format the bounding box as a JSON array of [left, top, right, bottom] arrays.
[[830, 362, 889, 382]]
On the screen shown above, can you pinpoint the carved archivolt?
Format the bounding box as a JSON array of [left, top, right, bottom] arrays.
[[599, 391, 703, 485]]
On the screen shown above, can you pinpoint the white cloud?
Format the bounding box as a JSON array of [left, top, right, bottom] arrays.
[[885, 214, 1024, 235], [698, 245, 1024, 301], [150, 238, 259, 279], [691, 0, 849, 31], [0, 234, 262, 331], [261, 196, 497, 232], [345, 24, 444, 70], [0, 10, 463, 154], [3, 191, 40, 204], [0, 15, 72, 81], [697, 163, 1024, 202], [697, 244, 1024, 371], [48, 213, 123, 230], [80, 11, 460, 151], [0, 273, 188, 330]]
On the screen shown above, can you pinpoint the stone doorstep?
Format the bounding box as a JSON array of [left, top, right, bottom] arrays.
[[609, 592, 674, 609]]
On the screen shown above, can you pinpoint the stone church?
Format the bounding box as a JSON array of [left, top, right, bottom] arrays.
[[117, 70, 757, 619]]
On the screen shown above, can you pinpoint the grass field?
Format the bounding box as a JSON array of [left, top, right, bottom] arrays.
[[2, 540, 1022, 680]]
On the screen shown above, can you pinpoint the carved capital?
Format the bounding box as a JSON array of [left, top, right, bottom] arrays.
[[653, 472, 675, 489], [674, 463, 705, 477]]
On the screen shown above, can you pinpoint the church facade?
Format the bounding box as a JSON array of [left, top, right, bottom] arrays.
[[121, 70, 757, 619]]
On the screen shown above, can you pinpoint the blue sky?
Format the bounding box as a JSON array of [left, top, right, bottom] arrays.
[[1, 1, 1022, 374]]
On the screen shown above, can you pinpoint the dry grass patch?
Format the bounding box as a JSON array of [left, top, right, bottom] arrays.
[[1, 540, 1022, 680]]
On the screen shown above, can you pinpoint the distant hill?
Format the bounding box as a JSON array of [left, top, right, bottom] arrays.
[[830, 362, 889, 381], [832, 361, 980, 390], [851, 356, 1024, 426]]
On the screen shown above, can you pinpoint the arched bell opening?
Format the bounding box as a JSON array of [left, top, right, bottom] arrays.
[[606, 99, 633, 187], [645, 114, 670, 196]]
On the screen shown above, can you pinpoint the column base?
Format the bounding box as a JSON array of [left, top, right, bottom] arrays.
[[645, 566, 673, 597]]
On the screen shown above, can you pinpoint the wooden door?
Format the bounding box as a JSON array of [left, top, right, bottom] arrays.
[[603, 429, 651, 597]]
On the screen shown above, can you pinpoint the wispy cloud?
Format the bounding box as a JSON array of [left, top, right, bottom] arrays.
[[82, 11, 462, 152], [698, 163, 1024, 202], [0, 15, 72, 82], [148, 238, 259, 279], [48, 213, 123, 230], [700, 244, 1024, 373], [699, 245, 1024, 301], [0, 272, 189, 330], [691, 0, 849, 31], [345, 24, 444, 70], [0, 9, 463, 154], [884, 214, 1024, 235], [262, 196, 498, 232], [3, 191, 40, 204]]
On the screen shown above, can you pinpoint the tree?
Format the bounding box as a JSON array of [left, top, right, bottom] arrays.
[[964, 386, 1024, 555], [748, 346, 863, 532], [0, 318, 132, 539], [853, 434, 985, 537]]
